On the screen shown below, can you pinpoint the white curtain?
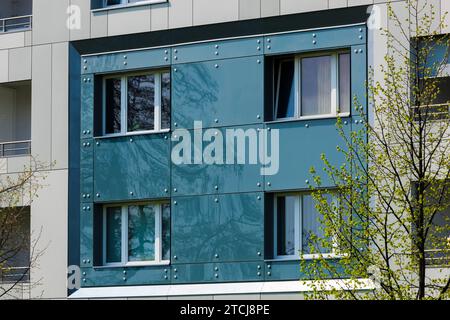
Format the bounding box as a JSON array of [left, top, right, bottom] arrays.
[[301, 56, 331, 116]]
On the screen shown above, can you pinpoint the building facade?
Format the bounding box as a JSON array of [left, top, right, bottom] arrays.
[[0, 0, 448, 300]]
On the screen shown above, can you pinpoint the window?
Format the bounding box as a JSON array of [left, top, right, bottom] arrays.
[[104, 0, 164, 7], [274, 52, 351, 120], [0, 206, 30, 283], [274, 193, 339, 260], [103, 70, 171, 136], [103, 202, 170, 266], [415, 77, 450, 120]]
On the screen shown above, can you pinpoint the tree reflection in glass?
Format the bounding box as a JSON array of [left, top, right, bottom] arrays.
[[127, 75, 155, 132]]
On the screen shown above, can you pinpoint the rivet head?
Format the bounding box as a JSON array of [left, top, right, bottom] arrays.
[[214, 119, 219, 123], [174, 122, 178, 127], [267, 265, 271, 269], [83, 59, 87, 63], [305, 180, 309, 184], [344, 121, 348, 125], [82, 272, 86, 276], [123, 277, 127, 281], [257, 251, 261, 256], [164, 269, 168, 273], [174, 49, 178, 53], [130, 138, 133, 142], [257, 196, 261, 200], [165, 57, 168, 61], [215, 274, 219, 278], [174, 255, 177, 260], [174, 188, 177, 192], [257, 183, 261, 187], [267, 45, 271, 50], [215, 45, 219, 49], [257, 272, 261, 276], [123, 55, 127, 59], [257, 265, 261, 270], [164, 275, 168, 279], [313, 40, 317, 44], [267, 182, 271, 186], [82, 259, 86, 263], [354, 49, 358, 54], [214, 185, 219, 190], [164, 188, 168, 193], [257, 114, 261, 119], [174, 275, 178, 279], [214, 267, 219, 271], [174, 268, 177, 272], [215, 254, 219, 258], [257, 47, 261, 51], [305, 124, 309, 128], [165, 50, 168, 54], [174, 68, 177, 72], [359, 49, 363, 53], [267, 272, 271, 276], [215, 51, 219, 56], [267, 38, 271, 43], [96, 193, 100, 198], [174, 56, 178, 60], [123, 61, 127, 65], [257, 59, 261, 64], [83, 66, 87, 70], [214, 64, 219, 68], [214, 198, 219, 203], [96, 142, 100, 146], [359, 35, 363, 40], [312, 33, 317, 38], [174, 201, 177, 205], [87, 206, 90, 211], [130, 191, 134, 196], [83, 78, 87, 83], [359, 28, 363, 32], [83, 278, 86, 282], [123, 270, 127, 274]]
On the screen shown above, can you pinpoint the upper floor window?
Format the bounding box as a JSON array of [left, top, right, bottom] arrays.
[[104, 0, 164, 7], [274, 192, 340, 260], [0, 0, 32, 33], [415, 76, 450, 120], [103, 70, 171, 136], [102, 202, 171, 266], [274, 51, 351, 120]]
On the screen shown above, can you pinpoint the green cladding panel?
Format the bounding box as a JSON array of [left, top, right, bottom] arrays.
[[171, 125, 264, 196], [171, 193, 264, 264], [265, 119, 350, 192], [81, 75, 94, 139], [80, 204, 93, 268], [172, 56, 264, 130], [80, 139, 93, 202], [93, 134, 171, 202]]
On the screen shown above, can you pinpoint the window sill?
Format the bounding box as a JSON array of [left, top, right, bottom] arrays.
[[267, 113, 351, 124], [95, 129, 170, 140], [96, 261, 170, 269], [92, 0, 168, 13]]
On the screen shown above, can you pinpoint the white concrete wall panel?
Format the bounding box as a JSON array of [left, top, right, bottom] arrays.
[[107, 5, 151, 36], [70, 0, 92, 40], [31, 44, 52, 165], [9, 46, 31, 81], [90, 11, 108, 38], [0, 32, 26, 50], [193, 0, 239, 26], [151, 3, 169, 31], [32, 0, 70, 45], [261, 0, 280, 17], [30, 169, 68, 299], [0, 50, 9, 83], [280, 0, 328, 15], [51, 43, 69, 170], [239, 0, 261, 20], [168, 0, 193, 29]]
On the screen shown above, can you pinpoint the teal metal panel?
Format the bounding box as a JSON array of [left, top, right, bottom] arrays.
[[81, 48, 171, 75], [172, 56, 264, 130], [93, 134, 171, 202], [81, 266, 171, 287], [264, 25, 366, 55], [171, 263, 216, 284], [171, 125, 264, 196], [171, 194, 219, 264], [172, 37, 263, 64], [172, 262, 264, 284], [80, 75, 94, 139], [171, 193, 264, 264], [351, 44, 367, 119], [215, 262, 264, 282], [216, 193, 264, 262], [80, 139, 93, 202], [265, 119, 350, 191], [80, 204, 93, 268], [264, 261, 301, 281]]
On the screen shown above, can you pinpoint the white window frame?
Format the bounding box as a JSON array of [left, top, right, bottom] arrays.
[[274, 51, 351, 121], [102, 69, 170, 137], [273, 192, 342, 261], [102, 201, 170, 267]]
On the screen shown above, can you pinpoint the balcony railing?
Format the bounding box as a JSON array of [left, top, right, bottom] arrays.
[[0, 15, 32, 33], [0, 140, 31, 158], [425, 248, 450, 266], [0, 267, 30, 284]]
